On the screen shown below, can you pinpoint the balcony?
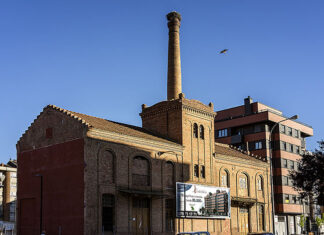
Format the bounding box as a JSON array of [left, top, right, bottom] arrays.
[[231, 134, 242, 144], [301, 139, 306, 149]]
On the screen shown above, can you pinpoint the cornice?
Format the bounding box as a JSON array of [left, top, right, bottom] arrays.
[[214, 153, 269, 169], [140, 100, 215, 119], [140, 102, 182, 118], [182, 104, 216, 118]]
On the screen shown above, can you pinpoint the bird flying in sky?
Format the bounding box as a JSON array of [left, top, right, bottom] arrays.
[[219, 49, 228, 54]]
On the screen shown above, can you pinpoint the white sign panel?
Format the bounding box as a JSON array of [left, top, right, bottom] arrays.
[[176, 182, 230, 218]]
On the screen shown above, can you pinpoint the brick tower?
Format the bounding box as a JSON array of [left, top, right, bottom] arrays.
[[167, 11, 182, 100], [140, 12, 216, 184]]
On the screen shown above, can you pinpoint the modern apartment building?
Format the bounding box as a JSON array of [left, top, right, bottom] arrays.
[[214, 97, 313, 235], [205, 190, 228, 215], [0, 160, 17, 223]]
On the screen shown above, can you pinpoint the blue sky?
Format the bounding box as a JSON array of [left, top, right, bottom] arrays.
[[1, 0, 323, 162]]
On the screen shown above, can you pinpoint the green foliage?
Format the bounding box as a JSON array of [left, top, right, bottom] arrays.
[[199, 207, 205, 214], [315, 213, 324, 227], [298, 214, 305, 229], [290, 141, 324, 205]]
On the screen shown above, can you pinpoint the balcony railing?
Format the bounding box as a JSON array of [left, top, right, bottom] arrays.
[[231, 134, 242, 144], [301, 139, 306, 148]]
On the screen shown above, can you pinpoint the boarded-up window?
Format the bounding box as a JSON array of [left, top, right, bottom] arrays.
[[99, 150, 114, 184], [239, 177, 247, 188], [221, 170, 230, 187], [257, 176, 263, 191], [133, 156, 150, 186], [45, 127, 53, 139], [258, 205, 265, 231], [164, 161, 174, 188], [239, 173, 249, 196]]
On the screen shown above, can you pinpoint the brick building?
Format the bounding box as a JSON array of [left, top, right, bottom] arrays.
[[17, 12, 272, 235], [214, 97, 313, 235]]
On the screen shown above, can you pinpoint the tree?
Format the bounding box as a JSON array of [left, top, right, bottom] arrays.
[[315, 213, 324, 233], [298, 214, 306, 233], [290, 141, 324, 206]]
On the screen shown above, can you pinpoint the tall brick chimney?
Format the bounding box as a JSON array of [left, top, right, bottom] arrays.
[[166, 12, 182, 100]]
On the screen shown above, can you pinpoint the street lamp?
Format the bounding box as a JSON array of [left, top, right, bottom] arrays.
[[269, 115, 298, 234], [35, 174, 43, 235]]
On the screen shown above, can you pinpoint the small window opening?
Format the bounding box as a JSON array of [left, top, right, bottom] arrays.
[[102, 194, 114, 232], [201, 165, 205, 178], [45, 128, 53, 139], [193, 123, 198, 138], [194, 164, 199, 177], [199, 125, 204, 139]]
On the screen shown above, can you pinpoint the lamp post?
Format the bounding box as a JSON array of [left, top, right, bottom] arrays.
[[35, 174, 43, 235], [269, 115, 298, 234]]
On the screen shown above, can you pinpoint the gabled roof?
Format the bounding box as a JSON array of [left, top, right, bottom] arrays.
[[43, 105, 181, 146], [215, 142, 267, 163]]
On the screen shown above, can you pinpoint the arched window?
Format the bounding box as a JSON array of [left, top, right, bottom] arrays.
[[258, 205, 265, 231], [132, 156, 150, 186], [164, 161, 174, 188], [193, 123, 198, 138], [221, 169, 230, 187], [199, 125, 204, 139], [238, 172, 249, 196], [99, 150, 115, 184], [257, 175, 263, 191]]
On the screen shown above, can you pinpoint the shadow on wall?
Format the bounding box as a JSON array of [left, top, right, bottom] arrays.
[[96, 142, 191, 235]]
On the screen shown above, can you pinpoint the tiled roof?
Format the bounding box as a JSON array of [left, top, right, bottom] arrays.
[[47, 105, 180, 146], [215, 142, 267, 163]]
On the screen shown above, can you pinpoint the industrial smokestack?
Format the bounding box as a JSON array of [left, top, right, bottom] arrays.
[[166, 12, 182, 100]]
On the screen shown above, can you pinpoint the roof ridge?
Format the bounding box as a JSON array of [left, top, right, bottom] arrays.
[[17, 104, 92, 144], [109, 120, 179, 143], [47, 105, 92, 127], [215, 142, 229, 147], [215, 142, 267, 162], [18, 104, 181, 147]]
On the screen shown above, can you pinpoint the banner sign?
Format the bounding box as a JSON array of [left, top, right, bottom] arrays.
[[176, 182, 230, 218]]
